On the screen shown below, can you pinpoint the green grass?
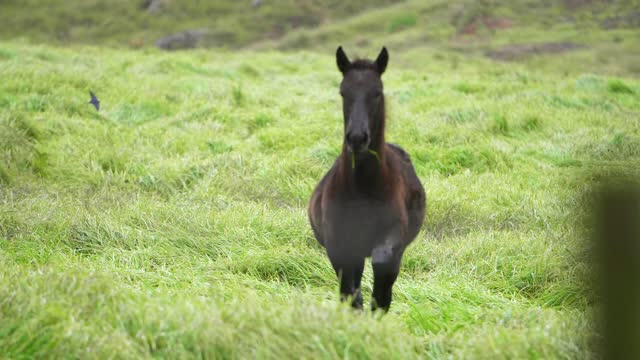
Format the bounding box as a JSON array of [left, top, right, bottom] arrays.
[[387, 14, 418, 32], [2, 38, 638, 358], [1, 0, 640, 357], [608, 79, 635, 94]]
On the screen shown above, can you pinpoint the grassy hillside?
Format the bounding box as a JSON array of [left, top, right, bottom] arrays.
[[1, 36, 638, 357], [2, 0, 639, 79], [1, 0, 640, 358], [0, 0, 403, 48], [254, 0, 640, 77], [2, 0, 639, 72]]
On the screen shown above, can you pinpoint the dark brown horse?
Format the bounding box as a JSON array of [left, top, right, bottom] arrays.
[[308, 46, 426, 312]]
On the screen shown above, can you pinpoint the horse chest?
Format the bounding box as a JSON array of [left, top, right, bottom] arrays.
[[323, 197, 400, 251]]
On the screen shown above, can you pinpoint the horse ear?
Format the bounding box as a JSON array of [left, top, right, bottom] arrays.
[[375, 47, 389, 75], [336, 46, 351, 74]]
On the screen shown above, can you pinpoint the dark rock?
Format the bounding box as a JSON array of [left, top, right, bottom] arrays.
[[143, 0, 166, 14], [156, 30, 206, 51]]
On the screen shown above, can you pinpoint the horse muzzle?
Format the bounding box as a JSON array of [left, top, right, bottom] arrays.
[[346, 130, 370, 153]]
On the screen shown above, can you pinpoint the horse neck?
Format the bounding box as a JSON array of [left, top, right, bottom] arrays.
[[370, 99, 386, 153], [340, 109, 387, 193]]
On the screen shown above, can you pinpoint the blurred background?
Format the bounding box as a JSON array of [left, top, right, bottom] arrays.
[[1, 0, 639, 75]]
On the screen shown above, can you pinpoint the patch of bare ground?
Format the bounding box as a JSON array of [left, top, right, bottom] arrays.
[[459, 17, 514, 36], [486, 42, 585, 61], [602, 11, 640, 29]]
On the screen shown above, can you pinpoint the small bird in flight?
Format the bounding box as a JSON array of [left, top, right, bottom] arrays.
[[88, 90, 100, 111]]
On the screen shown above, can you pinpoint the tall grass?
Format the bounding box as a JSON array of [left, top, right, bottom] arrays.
[[0, 21, 638, 357]]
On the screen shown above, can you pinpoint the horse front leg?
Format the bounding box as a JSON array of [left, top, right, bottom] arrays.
[[328, 251, 365, 310], [371, 237, 404, 312], [371, 256, 401, 312], [351, 257, 365, 309]]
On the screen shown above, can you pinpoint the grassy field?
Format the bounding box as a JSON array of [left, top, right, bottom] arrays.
[[1, 0, 640, 358]]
